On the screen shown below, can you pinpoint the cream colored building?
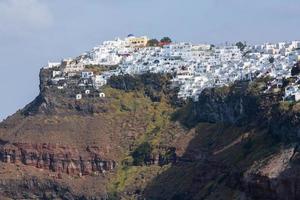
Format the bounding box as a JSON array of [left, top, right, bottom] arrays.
[[126, 36, 149, 47]]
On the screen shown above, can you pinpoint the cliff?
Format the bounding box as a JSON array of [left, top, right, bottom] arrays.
[[0, 68, 300, 200]]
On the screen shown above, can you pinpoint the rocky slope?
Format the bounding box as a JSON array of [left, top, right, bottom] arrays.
[[0, 68, 300, 199]]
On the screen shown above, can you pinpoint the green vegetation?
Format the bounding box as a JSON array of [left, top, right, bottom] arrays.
[[103, 78, 180, 197], [269, 56, 275, 64], [103, 76, 291, 199], [147, 39, 159, 47], [102, 82, 177, 159], [108, 165, 170, 199], [160, 37, 172, 44], [132, 142, 152, 166], [146, 37, 172, 47], [291, 61, 300, 76], [236, 41, 246, 51]]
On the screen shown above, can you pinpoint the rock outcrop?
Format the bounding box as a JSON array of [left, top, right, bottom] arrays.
[[0, 143, 116, 176]]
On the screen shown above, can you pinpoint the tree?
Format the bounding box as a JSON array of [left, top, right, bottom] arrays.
[[160, 37, 172, 44], [291, 61, 300, 76], [236, 41, 246, 51], [147, 39, 159, 47], [269, 56, 275, 64]]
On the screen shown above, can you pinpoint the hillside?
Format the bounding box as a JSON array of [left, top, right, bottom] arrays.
[[0, 68, 300, 200]]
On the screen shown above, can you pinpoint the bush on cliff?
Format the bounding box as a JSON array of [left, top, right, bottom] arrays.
[[147, 39, 159, 47], [291, 61, 300, 76], [132, 142, 152, 166]]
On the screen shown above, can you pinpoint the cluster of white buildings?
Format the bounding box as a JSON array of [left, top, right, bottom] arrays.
[[45, 35, 300, 102]]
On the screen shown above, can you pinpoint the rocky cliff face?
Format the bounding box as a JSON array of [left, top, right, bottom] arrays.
[[0, 70, 187, 199], [0, 142, 116, 176], [1, 70, 300, 200], [174, 79, 283, 127], [243, 146, 300, 200]]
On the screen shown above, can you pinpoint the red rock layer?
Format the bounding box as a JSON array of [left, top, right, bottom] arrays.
[[0, 143, 116, 176]]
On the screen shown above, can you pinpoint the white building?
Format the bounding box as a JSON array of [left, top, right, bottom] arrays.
[[47, 36, 300, 102], [76, 94, 82, 100]]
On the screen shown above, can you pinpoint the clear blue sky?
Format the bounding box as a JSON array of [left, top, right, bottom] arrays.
[[0, 0, 299, 121]]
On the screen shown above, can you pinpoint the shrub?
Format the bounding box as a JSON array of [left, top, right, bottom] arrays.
[[269, 56, 275, 64], [291, 61, 300, 76], [236, 41, 246, 51], [147, 39, 159, 47], [160, 37, 172, 44], [132, 142, 152, 166]]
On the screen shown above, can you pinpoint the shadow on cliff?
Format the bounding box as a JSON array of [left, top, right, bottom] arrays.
[[142, 80, 291, 200], [142, 122, 246, 200], [142, 119, 288, 200]]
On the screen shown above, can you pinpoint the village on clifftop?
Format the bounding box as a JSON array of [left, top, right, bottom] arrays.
[[44, 35, 300, 102]]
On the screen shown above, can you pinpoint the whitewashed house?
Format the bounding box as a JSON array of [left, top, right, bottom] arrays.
[[76, 94, 82, 100], [99, 93, 106, 98]]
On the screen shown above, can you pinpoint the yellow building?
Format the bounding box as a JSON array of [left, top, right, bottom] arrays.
[[126, 36, 149, 47]]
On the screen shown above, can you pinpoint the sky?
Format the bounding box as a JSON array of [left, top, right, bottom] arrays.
[[0, 0, 299, 121]]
